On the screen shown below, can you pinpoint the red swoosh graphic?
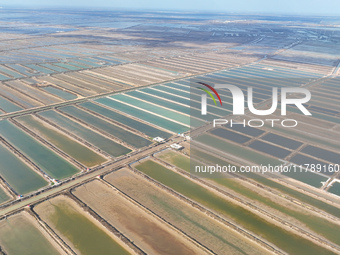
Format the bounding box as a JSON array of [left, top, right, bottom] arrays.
[[198, 82, 223, 106]]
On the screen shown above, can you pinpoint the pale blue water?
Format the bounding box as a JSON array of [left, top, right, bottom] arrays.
[[38, 110, 131, 157], [60, 105, 152, 148], [0, 96, 22, 113], [25, 64, 55, 74], [111, 94, 205, 127], [0, 138, 48, 194], [0, 66, 23, 78], [42, 87, 77, 100], [96, 97, 188, 133], [0, 120, 79, 180], [80, 101, 172, 138]]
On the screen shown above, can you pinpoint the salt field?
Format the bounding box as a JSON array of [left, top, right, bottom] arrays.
[[134, 160, 336, 255], [34, 196, 131, 255], [16, 115, 107, 167], [0, 142, 47, 194], [0, 8, 339, 255], [38, 110, 132, 157], [59, 105, 152, 148], [0, 212, 63, 255], [0, 120, 79, 180], [80, 101, 172, 138]]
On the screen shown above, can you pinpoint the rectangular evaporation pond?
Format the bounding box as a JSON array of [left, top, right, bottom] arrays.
[[111, 94, 204, 128], [290, 154, 334, 176], [6, 80, 61, 105], [87, 76, 129, 88], [41, 47, 77, 57], [138, 153, 340, 246], [73, 59, 102, 68], [39, 63, 67, 72], [68, 73, 121, 91], [0, 65, 23, 79], [16, 115, 107, 168], [328, 182, 340, 197], [0, 72, 10, 81], [190, 147, 340, 218], [0, 213, 61, 255], [0, 141, 47, 194], [134, 160, 334, 255], [95, 97, 188, 134], [175, 80, 190, 86], [34, 197, 130, 255], [41, 76, 95, 97], [195, 134, 282, 166], [54, 63, 80, 71], [160, 85, 232, 117], [281, 170, 327, 188], [262, 133, 303, 150], [146, 87, 221, 119], [288, 106, 340, 124], [21, 78, 39, 85], [66, 61, 90, 69], [212, 71, 283, 90], [255, 64, 320, 77], [105, 169, 267, 255], [101, 55, 128, 63], [80, 102, 172, 139], [83, 57, 106, 64], [0, 185, 10, 204], [25, 64, 55, 74], [42, 86, 77, 100], [195, 147, 340, 221], [55, 74, 108, 94], [156, 84, 200, 100], [301, 145, 340, 164], [73, 180, 201, 255], [126, 90, 212, 122], [0, 96, 22, 113], [38, 110, 131, 157], [0, 120, 79, 180], [156, 150, 201, 174], [248, 140, 292, 159], [189, 147, 339, 234], [210, 127, 252, 144], [0, 87, 38, 109], [59, 105, 152, 149], [308, 105, 339, 116], [139, 64, 178, 74], [92, 56, 121, 65], [225, 124, 264, 137], [156, 85, 190, 98], [29, 49, 74, 59], [163, 82, 190, 92], [5, 64, 33, 76], [144, 87, 190, 105]]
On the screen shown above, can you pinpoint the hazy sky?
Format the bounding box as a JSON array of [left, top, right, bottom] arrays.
[[2, 0, 340, 15]]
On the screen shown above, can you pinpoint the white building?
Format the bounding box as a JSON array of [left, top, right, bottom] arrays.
[[153, 137, 165, 143], [170, 143, 183, 150]]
